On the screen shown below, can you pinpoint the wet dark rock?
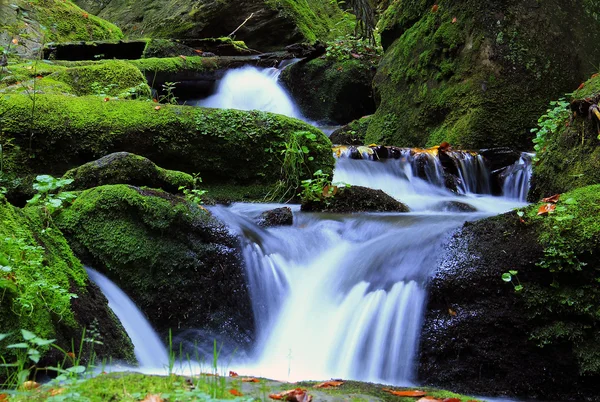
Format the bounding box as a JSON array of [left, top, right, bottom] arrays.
[[62, 152, 194, 194], [284, 42, 325, 60], [420, 211, 600, 401], [301, 185, 409, 213], [479, 147, 521, 172], [431, 200, 477, 212], [329, 116, 372, 146], [257, 207, 293, 227]]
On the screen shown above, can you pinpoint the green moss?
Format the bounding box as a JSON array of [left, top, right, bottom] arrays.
[[520, 185, 600, 375], [50, 60, 151, 98], [0, 194, 84, 352], [0, 94, 333, 197], [130, 55, 218, 75], [368, 0, 600, 149]]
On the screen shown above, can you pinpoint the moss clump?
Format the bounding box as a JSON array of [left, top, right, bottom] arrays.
[[0, 194, 134, 365], [143, 38, 250, 58], [55, 185, 255, 342], [50, 60, 151, 98], [329, 115, 372, 145], [529, 74, 600, 200], [0, 94, 334, 200], [368, 0, 600, 149], [280, 58, 376, 124], [130, 56, 218, 76], [62, 152, 194, 193]]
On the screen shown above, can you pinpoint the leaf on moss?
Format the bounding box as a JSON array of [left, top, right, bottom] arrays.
[[382, 389, 426, 397], [141, 394, 163, 402], [229, 389, 243, 396], [314, 380, 344, 388], [537, 203, 556, 215], [542, 194, 561, 203]]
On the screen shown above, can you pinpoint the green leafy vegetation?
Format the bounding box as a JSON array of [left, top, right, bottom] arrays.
[[531, 98, 571, 162]]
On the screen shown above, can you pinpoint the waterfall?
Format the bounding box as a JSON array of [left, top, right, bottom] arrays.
[[502, 152, 534, 201], [86, 267, 169, 368], [193, 65, 304, 119]]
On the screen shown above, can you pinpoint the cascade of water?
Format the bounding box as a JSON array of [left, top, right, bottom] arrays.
[[452, 152, 492, 195], [193, 65, 304, 119], [502, 152, 534, 201], [86, 267, 169, 368]]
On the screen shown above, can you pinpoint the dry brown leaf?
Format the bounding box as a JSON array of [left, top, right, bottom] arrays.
[[416, 397, 442, 402], [242, 377, 260, 383], [442, 398, 461, 402], [22, 381, 41, 390], [49, 388, 65, 396], [314, 380, 344, 388], [141, 394, 163, 402], [269, 388, 312, 402], [0, 394, 8, 401], [542, 194, 561, 203], [229, 371, 239, 377], [537, 203, 556, 216], [448, 308, 457, 317]]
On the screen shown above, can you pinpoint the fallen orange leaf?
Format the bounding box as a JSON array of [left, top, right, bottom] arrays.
[[154, 106, 161, 111], [448, 308, 457, 317], [384, 389, 426, 397], [578, 82, 585, 90], [542, 194, 561, 203], [537, 203, 556, 216], [104, 97, 110, 102], [179, 55, 187, 60], [269, 388, 312, 402], [417, 397, 442, 402], [242, 377, 260, 382], [431, 4, 439, 12], [82, 12, 89, 19], [451, 17, 457, 23], [49, 388, 65, 396], [11, 38, 18, 45], [0, 394, 7, 401], [442, 398, 461, 402], [194, 49, 203, 54], [141, 394, 163, 402], [229, 389, 243, 396], [229, 371, 239, 377], [314, 380, 344, 388], [592, 73, 599, 79]]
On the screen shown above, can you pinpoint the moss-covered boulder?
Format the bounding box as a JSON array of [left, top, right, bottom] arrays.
[[143, 38, 252, 58], [72, 0, 352, 51], [0, 0, 123, 58], [280, 58, 376, 124], [54, 184, 254, 346], [62, 152, 194, 193], [0, 94, 334, 201], [420, 185, 600, 400], [329, 115, 372, 145], [367, 0, 600, 150], [529, 73, 600, 201], [301, 185, 409, 213], [0, 194, 134, 368]]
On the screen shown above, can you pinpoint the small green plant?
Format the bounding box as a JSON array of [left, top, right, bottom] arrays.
[[26, 175, 77, 225], [502, 270, 523, 292], [178, 173, 208, 205], [0, 329, 55, 389], [325, 35, 382, 63], [531, 97, 570, 162], [159, 81, 179, 105]]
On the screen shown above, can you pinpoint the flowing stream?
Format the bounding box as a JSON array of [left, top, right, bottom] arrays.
[[91, 67, 533, 388]]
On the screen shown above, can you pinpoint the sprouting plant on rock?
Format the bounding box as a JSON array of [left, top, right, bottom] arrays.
[[179, 173, 208, 205], [502, 270, 523, 292], [26, 175, 77, 226], [531, 97, 570, 162]]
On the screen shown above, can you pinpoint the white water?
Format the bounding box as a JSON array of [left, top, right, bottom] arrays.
[[194, 65, 304, 119], [502, 152, 534, 201], [86, 267, 169, 369]]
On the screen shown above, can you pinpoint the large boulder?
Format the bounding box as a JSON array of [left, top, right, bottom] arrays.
[[0, 94, 334, 202], [0, 0, 123, 58], [72, 0, 352, 51], [280, 58, 377, 124], [420, 185, 600, 400], [529, 74, 600, 201], [55, 184, 254, 347], [367, 0, 600, 150], [0, 195, 134, 368]]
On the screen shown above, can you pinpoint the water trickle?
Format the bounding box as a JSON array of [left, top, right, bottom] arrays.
[[502, 152, 534, 201], [193, 65, 304, 119], [86, 267, 169, 368]]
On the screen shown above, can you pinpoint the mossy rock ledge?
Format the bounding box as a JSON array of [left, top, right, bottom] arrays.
[[55, 184, 255, 348], [420, 185, 600, 400], [0, 195, 134, 369], [368, 0, 600, 149], [529, 73, 600, 201], [301, 185, 409, 213], [72, 0, 352, 51], [0, 94, 334, 202]]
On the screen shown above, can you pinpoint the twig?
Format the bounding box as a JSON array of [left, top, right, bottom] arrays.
[[228, 13, 254, 38]]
